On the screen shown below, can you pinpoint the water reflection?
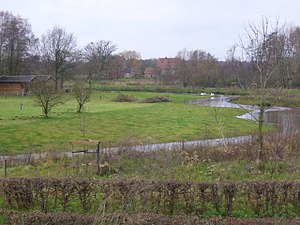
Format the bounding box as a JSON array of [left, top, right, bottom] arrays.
[[187, 95, 299, 135], [264, 108, 300, 134]]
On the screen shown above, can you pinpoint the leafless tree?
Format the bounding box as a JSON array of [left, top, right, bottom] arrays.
[[192, 50, 219, 87], [176, 49, 218, 87], [73, 77, 91, 113], [176, 49, 192, 87], [40, 26, 78, 91], [239, 17, 288, 166], [83, 40, 117, 80], [286, 26, 300, 88], [119, 50, 142, 76], [0, 11, 38, 75], [31, 80, 63, 118], [107, 55, 127, 79]]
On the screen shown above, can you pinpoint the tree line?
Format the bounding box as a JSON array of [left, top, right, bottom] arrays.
[[0, 11, 142, 90], [1, 11, 300, 88]]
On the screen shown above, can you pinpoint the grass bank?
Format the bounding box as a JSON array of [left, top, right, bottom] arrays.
[[230, 89, 300, 108], [2, 132, 299, 181], [0, 91, 258, 155]]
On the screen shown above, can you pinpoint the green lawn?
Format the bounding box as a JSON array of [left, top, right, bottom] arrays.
[[0, 91, 258, 154]]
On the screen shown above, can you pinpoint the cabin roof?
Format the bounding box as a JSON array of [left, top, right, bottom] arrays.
[[0, 75, 51, 83]]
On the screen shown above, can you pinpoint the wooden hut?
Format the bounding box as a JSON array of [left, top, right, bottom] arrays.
[[0, 75, 51, 96]]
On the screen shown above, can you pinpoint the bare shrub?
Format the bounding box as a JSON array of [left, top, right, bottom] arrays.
[[9, 211, 95, 225], [30, 80, 64, 118], [114, 94, 136, 102], [7, 211, 300, 225], [2, 178, 300, 218], [140, 96, 170, 103]]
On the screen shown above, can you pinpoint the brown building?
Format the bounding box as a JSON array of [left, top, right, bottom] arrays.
[[0, 75, 51, 95], [156, 57, 180, 76], [144, 67, 158, 79]]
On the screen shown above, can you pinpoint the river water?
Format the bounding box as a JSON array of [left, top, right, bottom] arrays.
[[186, 95, 300, 135]]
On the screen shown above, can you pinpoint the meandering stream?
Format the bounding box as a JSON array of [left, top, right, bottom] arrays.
[[186, 95, 300, 135]]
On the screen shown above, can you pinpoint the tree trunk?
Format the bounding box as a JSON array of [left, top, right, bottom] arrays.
[[60, 77, 64, 90], [257, 105, 265, 167], [77, 103, 83, 113]]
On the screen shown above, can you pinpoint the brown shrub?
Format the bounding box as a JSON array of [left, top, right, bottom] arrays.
[[140, 96, 170, 103], [2, 178, 300, 218], [7, 212, 300, 225], [114, 94, 136, 102]]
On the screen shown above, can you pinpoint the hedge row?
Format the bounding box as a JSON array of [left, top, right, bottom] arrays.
[[1, 178, 300, 217], [5, 212, 300, 225]]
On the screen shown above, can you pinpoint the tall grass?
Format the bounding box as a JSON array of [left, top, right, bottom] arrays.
[[2, 132, 300, 181]]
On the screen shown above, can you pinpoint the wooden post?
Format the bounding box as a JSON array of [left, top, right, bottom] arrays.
[[84, 151, 88, 175], [96, 142, 100, 175], [70, 140, 100, 175], [182, 140, 185, 151], [64, 160, 68, 177], [76, 156, 80, 175], [72, 153, 75, 175], [3, 160, 7, 177]]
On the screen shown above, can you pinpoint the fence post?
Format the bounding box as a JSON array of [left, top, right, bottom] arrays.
[[96, 142, 100, 175], [76, 157, 80, 175], [182, 140, 185, 151], [64, 159, 68, 177], [84, 151, 88, 175], [3, 160, 7, 177]]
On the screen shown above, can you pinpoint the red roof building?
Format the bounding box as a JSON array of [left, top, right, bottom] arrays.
[[144, 67, 158, 78], [156, 57, 180, 76]]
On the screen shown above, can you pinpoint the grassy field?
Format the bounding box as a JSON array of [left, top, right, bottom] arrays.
[[0, 91, 259, 155], [1, 87, 299, 223]]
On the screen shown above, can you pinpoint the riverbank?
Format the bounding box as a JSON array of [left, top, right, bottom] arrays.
[[187, 95, 300, 135], [231, 91, 300, 108]]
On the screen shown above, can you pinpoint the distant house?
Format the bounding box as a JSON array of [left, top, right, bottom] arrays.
[[156, 57, 180, 76], [0, 75, 51, 95], [144, 67, 158, 79], [123, 68, 133, 78]]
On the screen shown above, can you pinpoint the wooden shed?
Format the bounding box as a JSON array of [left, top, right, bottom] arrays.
[[0, 75, 51, 96]]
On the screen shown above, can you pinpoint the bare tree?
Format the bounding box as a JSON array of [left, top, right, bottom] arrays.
[[239, 17, 288, 166], [40, 26, 78, 91], [107, 55, 126, 79], [286, 26, 300, 88], [0, 11, 38, 75], [31, 80, 63, 118], [176, 49, 192, 87], [176, 49, 218, 87], [119, 50, 142, 76], [191, 50, 218, 87], [223, 45, 255, 88], [83, 40, 117, 80], [73, 77, 91, 113]]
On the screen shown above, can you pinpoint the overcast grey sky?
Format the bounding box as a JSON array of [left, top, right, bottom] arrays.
[[1, 0, 300, 59]]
